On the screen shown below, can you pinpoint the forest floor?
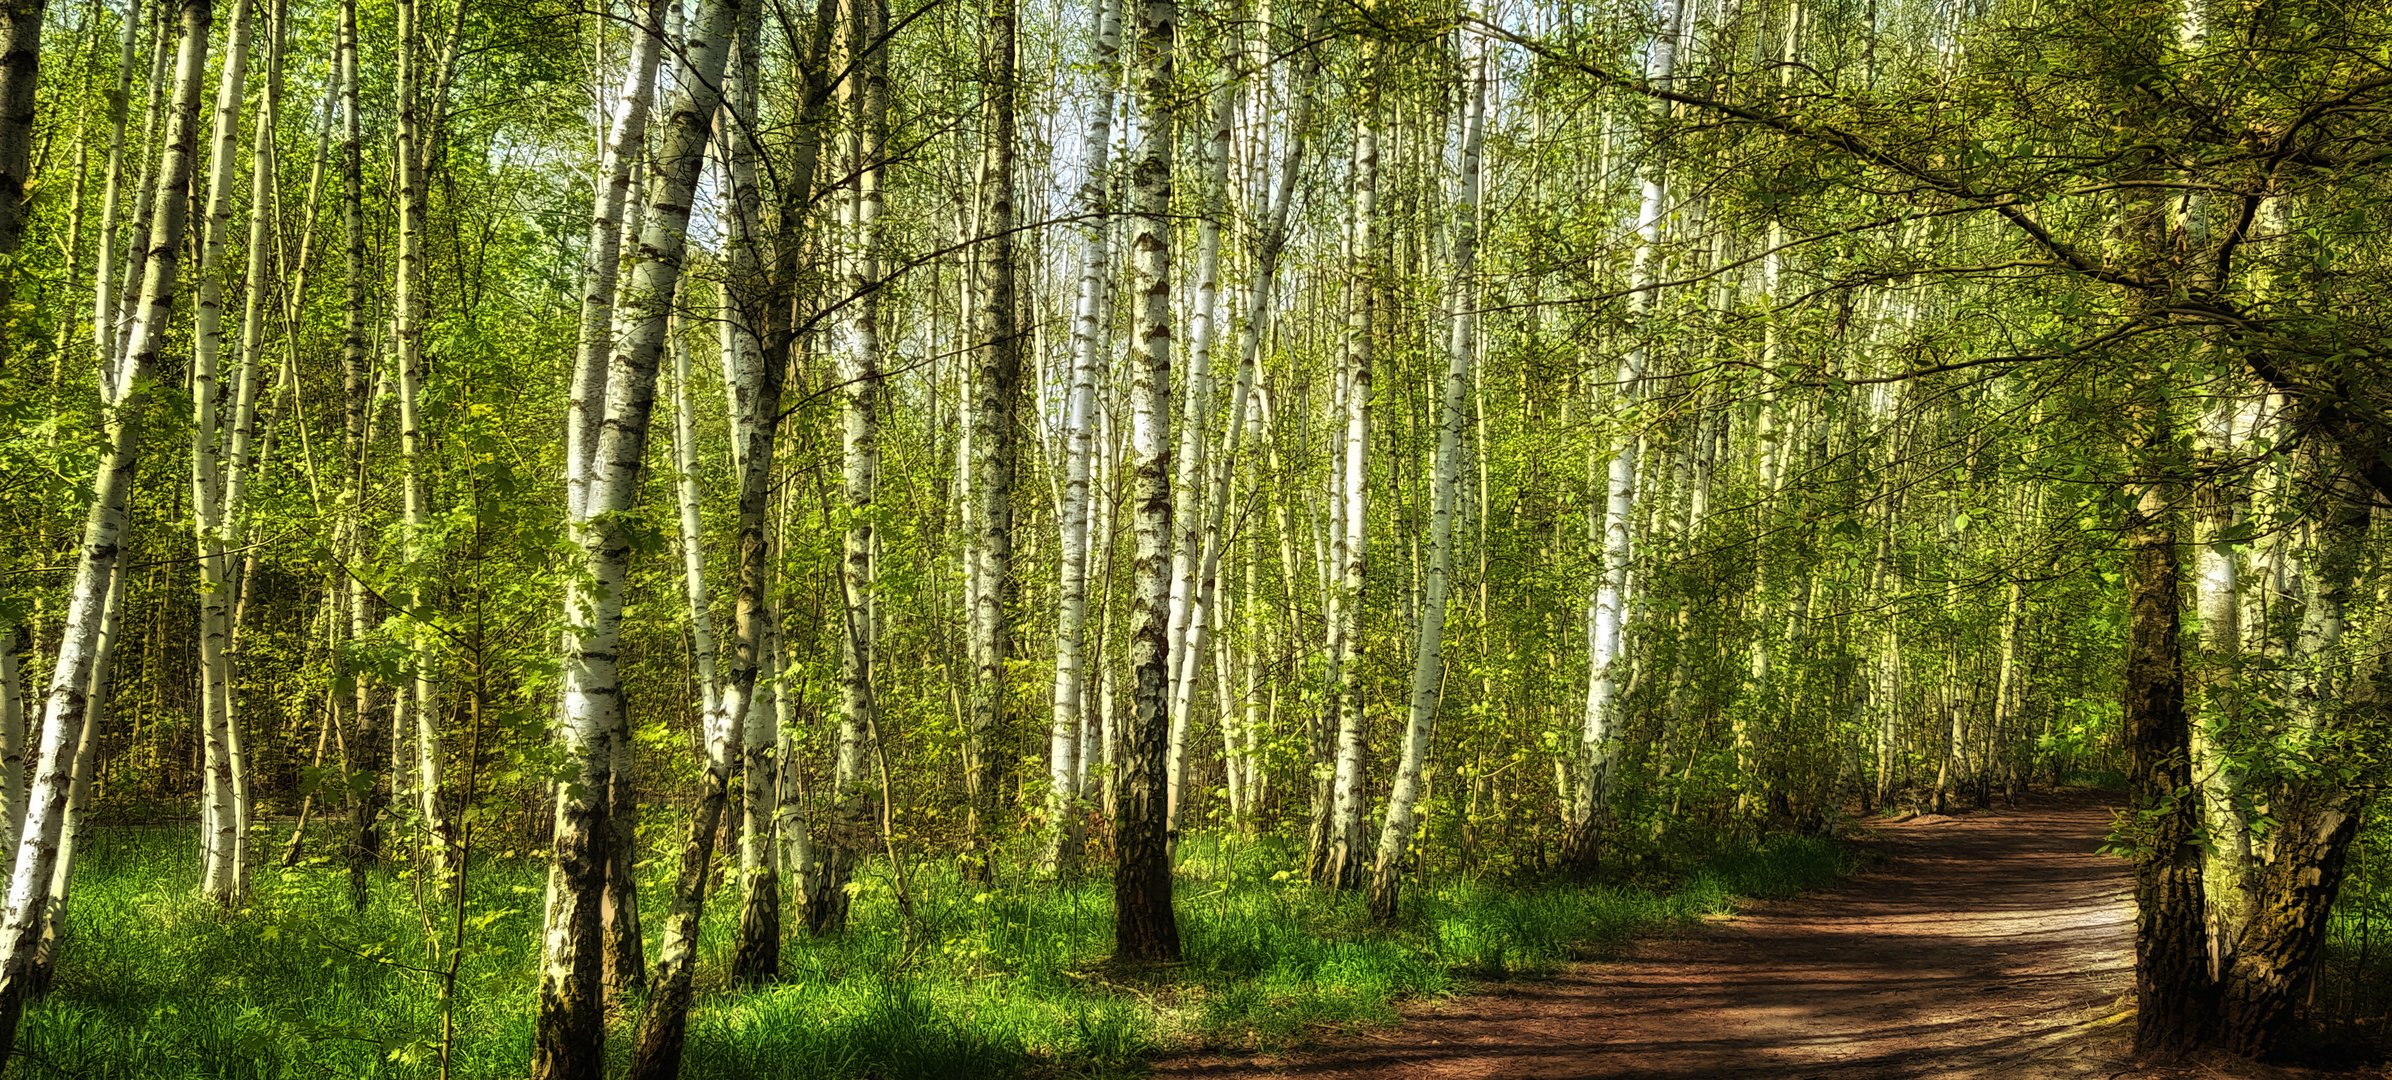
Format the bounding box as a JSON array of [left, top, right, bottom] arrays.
[[1158, 791, 2365, 1079]]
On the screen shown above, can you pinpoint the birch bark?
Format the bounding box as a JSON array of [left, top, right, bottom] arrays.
[[803, 0, 889, 938], [392, 0, 446, 882], [1044, 0, 1121, 875], [0, 0, 211, 1064], [965, 0, 1022, 873], [1320, 41, 1379, 892], [1370, 43, 1484, 920], [189, 0, 254, 904], [1162, 46, 1237, 838], [532, 0, 738, 1074], [1564, 0, 1683, 872], [1114, 0, 1181, 964], [87, 0, 142, 393]]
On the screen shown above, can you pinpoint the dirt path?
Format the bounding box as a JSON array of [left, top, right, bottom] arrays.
[[1162, 794, 2157, 1079]]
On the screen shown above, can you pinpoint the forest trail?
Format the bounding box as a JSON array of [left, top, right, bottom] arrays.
[[1165, 793, 2162, 1079]]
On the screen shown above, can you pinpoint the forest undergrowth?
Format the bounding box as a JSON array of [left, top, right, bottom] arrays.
[[9, 824, 1843, 1079]]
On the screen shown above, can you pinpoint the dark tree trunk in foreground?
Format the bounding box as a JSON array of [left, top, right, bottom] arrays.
[[0, 0, 45, 372], [2218, 790, 2359, 1057], [2123, 477, 2210, 1056]]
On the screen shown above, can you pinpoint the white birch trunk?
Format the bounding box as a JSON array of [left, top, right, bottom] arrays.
[[1321, 45, 1379, 892], [804, 0, 888, 938], [533, 0, 737, 1071], [1567, 0, 1683, 869], [566, 0, 668, 523], [1161, 60, 1234, 836], [89, 0, 144, 400], [965, 0, 1022, 868], [1171, 9, 1321, 837], [392, 0, 447, 880], [101, 5, 171, 393], [1370, 44, 1484, 919], [1046, 0, 1121, 873], [189, 0, 254, 905], [0, 0, 211, 1057], [30, 567, 115, 991]]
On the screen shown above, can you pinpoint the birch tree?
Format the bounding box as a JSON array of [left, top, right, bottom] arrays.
[[1563, 0, 1682, 873], [1369, 38, 1484, 921], [803, 0, 890, 938], [188, 0, 254, 905], [0, 0, 211, 1064], [965, 0, 1022, 875], [531, 0, 739, 1074], [1114, 0, 1180, 964], [1318, 37, 1379, 893], [392, 0, 446, 882], [1160, 26, 1235, 840], [720, 0, 786, 987], [1043, 0, 1120, 876]]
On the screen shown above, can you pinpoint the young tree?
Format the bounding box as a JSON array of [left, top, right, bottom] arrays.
[[803, 0, 890, 939], [721, 0, 785, 987], [1317, 36, 1379, 893], [1563, 0, 1683, 873], [188, 0, 255, 905], [1370, 37, 1485, 922]]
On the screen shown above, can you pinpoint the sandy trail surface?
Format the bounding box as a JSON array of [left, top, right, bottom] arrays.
[[1160, 794, 2176, 1079]]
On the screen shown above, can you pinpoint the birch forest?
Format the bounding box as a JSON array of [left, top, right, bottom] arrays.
[[0, 0, 2389, 1075]]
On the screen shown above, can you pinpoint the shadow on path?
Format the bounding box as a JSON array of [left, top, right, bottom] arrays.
[[1159, 792, 2149, 1079]]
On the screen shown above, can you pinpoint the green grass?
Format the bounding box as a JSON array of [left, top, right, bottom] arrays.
[[14, 824, 1845, 1079]]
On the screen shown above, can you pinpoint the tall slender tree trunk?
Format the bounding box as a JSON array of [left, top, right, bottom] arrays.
[[1564, 0, 1684, 873], [107, 5, 170, 378], [1113, 0, 1181, 964], [804, 0, 888, 939], [532, 0, 738, 1075], [1370, 43, 1484, 921], [1044, 0, 1121, 876], [393, 0, 448, 884], [720, 0, 786, 987], [1161, 35, 1235, 839], [0, 0, 211, 1066], [218, 0, 286, 900], [763, 0, 837, 917], [1319, 42, 1378, 892], [88, 0, 142, 393], [189, 0, 255, 906], [632, 328, 748, 1080], [965, 0, 1022, 877], [580, 0, 667, 1001], [0, 0, 47, 372], [334, 0, 390, 916]]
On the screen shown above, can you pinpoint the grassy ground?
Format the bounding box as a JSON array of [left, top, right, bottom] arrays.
[[14, 823, 1844, 1079]]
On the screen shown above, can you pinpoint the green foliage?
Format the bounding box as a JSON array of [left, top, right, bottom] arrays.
[[13, 824, 1842, 1079]]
